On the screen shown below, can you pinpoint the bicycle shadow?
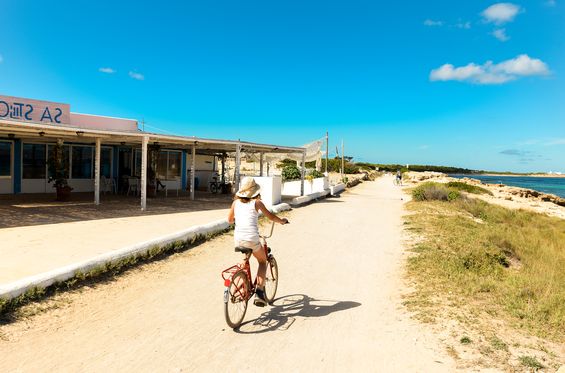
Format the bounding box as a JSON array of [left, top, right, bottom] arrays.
[[234, 294, 361, 334]]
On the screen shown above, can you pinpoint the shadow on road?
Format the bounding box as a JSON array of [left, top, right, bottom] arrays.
[[235, 294, 361, 334]]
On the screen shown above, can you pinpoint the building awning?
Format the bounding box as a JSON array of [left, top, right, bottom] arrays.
[[0, 118, 305, 155]]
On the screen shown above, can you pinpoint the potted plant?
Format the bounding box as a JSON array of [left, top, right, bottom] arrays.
[[48, 139, 73, 201]]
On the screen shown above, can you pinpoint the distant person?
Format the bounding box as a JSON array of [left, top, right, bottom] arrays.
[[227, 177, 288, 307], [396, 170, 402, 185]]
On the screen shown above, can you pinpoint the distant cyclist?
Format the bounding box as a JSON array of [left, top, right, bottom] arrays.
[[396, 170, 402, 186]]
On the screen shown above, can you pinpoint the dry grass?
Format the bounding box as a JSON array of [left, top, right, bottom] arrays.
[[405, 197, 565, 341]]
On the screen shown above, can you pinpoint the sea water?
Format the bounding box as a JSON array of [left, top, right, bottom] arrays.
[[449, 174, 565, 198]]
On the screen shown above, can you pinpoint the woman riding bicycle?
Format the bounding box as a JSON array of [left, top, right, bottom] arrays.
[[227, 177, 288, 307]]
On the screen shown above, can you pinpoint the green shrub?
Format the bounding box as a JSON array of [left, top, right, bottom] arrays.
[[310, 170, 324, 178], [412, 182, 462, 202], [447, 181, 492, 195], [282, 165, 301, 181], [277, 158, 297, 168]]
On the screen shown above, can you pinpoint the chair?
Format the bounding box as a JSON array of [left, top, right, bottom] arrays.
[[101, 176, 117, 195], [127, 177, 140, 196], [169, 177, 180, 197]]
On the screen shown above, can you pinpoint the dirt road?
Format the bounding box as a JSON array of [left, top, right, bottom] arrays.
[[0, 176, 454, 372]]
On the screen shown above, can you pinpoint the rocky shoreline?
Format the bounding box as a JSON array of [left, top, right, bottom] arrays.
[[404, 171, 565, 220]]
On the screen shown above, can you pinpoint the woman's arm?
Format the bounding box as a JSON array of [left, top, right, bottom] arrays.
[[255, 200, 288, 224], [227, 201, 236, 224]]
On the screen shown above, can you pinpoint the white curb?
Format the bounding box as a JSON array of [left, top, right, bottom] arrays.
[[289, 190, 330, 207], [330, 183, 346, 195], [0, 202, 291, 301]]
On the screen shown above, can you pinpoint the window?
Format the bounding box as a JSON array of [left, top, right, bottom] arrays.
[[0, 142, 11, 177], [168, 152, 181, 178], [134, 149, 141, 177], [47, 144, 70, 179], [118, 148, 132, 177], [157, 151, 168, 180], [72, 146, 93, 179], [155, 150, 182, 180], [23, 144, 47, 179], [101, 147, 112, 178]]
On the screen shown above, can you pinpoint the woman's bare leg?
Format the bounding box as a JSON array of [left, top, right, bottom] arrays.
[[252, 248, 267, 289]]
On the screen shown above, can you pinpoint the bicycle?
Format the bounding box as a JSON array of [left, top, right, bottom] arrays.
[[221, 221, 282, 329], [209, 175, 231, 194], [393, 177, 402, 186], [209, 176, 222, 194]]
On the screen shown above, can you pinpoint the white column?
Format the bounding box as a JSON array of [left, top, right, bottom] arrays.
[[235, 143, 241, 190], [190, 144, 196, 200], [221, 154, 226, 184], [300, 150, 306, 196], [141, 136, 148, 211], [94, 138, 101, 205], [259, 152, 264, 177]]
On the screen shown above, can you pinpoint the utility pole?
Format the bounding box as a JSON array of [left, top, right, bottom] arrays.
[[141, 118, 145, 132], [325, 131, 329, 174], [341, 139, 345, 180]]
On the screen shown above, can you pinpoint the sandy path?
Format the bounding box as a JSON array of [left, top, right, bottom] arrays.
[[0, 176, 454, 372]]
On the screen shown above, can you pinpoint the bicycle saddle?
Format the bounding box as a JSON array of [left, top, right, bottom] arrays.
[[235, 246, 253, 254]]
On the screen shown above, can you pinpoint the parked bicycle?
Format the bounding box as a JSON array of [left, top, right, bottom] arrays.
[[221, 221, 282, 328], [209, 176, 230, 194]]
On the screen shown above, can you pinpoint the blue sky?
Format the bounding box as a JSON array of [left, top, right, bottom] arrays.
[[1, 0, 564, 172]]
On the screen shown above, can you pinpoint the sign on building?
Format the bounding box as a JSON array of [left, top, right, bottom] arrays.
[[0, 95, 70, 125]]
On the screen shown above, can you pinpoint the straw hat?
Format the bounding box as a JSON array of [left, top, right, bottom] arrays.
[[236, 177, 261, 198]]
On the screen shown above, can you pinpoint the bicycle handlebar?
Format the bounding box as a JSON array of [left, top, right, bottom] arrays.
[[260, 219, 289, 239]]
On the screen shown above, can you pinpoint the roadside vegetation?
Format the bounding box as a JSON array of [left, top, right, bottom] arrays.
[[404, 182, 565, 368], [411, 181, 492, 203]]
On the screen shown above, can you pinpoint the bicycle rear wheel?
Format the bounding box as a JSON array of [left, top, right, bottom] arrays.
[[210, 183, 219, 194], [264, 256, 279, 303], [224, 270, 250, 328]]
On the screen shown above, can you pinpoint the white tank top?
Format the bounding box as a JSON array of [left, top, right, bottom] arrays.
[[234, 199, 260, 242]]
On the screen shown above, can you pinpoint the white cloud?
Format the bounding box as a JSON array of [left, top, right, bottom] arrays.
[[129, 71, 145, 81], [98, 67, 116, 74], [481, 3, 522, 24], [493, 54, 549, 75], [455, 21, 471, 29], [430, 54, 550, 84], [424, 19, 443, 27], [492, 28, 510, 41]]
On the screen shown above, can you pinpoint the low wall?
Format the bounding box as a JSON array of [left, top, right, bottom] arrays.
[[330, 183, 346, 195], [282, 177, 328, 196], [251, 176, 282, 207]]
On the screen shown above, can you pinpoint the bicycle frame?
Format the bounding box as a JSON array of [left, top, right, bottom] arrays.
[[221, 222, 275, 300]]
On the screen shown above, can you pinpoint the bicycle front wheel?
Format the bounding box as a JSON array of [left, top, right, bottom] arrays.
[[224, 270, 250, 329], [210, 183, 218, 194], [264, 256, 279, 303]]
